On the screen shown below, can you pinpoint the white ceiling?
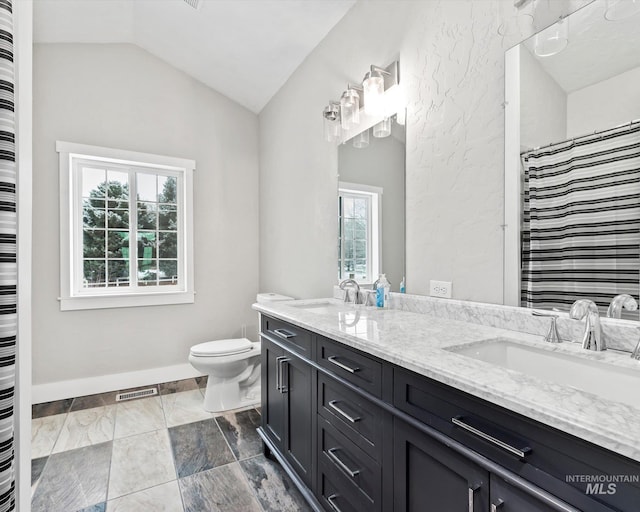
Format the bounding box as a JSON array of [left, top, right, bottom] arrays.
[[33, 0, 356, 113], [523, 0, 640, 92]]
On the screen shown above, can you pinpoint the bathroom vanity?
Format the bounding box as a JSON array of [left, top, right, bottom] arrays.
[[254, 298, 640, 512]]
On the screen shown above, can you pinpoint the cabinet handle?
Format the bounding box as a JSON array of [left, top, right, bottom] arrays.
[[279, 358, 291, 393], [468, 484, 481, 512], [328, 400, 361, 423], [452, 416, 530, 459], [327, 355, 360, 373], [327, 494, 343, 512], [491, 499, 505, 512], [273, 328, 296, 340], [327, 447, 360, 478], [275, 356, 286, 391]]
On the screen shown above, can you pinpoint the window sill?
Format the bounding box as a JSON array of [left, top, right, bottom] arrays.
[[60, 291, 195, 311]]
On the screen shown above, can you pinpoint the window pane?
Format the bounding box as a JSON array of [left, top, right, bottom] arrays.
[[83, 199, 105, 228], [82, 168, 106, 198], [108, 231, 129, 258], [355, 240, 367, 259], [354, 198, 367, 218], [343, 198, 355, 218], [159, 260, 178, 285], [158, 176, 177, 204], [137, 259, 157, 285], [106, 170, 129, 201], [137, 231, 157, 259], [83, 230, 105, 258], [158, 205, 177, 230], [137, 173, 157, 202], [83, 260, 106, 287], [107, 208, 129, 229], [107, 260, 129, 287], [137, 202, 157, 229], [158, 232, 177, 258], [355, 259, 367, 276]]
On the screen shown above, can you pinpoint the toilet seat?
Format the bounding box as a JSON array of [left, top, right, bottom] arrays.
[[190, 338, 254, 357]]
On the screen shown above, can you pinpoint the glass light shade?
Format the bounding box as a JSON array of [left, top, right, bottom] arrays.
[[340, 89, 360, 130], [534, 17, 568, 57], [605, 0, 640, 20], [363, 72, 385, 116], [353, 128, 369, 149], [373, 117, 392, 138], [324, 117, 341, 143]]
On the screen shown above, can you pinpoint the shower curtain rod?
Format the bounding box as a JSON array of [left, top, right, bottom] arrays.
[[520, 118, 640, 156]]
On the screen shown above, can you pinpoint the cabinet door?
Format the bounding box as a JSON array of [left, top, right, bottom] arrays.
[[490, 478, 561, 512], [282, 353, 314, 487], [394, 419, 489, 512], [261, 337, 285, 447]]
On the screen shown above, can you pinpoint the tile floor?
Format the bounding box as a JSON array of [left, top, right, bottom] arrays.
[[31, 378, 311, 512]]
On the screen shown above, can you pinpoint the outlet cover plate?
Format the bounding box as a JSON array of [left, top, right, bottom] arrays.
[[429, 280, 452, 298]]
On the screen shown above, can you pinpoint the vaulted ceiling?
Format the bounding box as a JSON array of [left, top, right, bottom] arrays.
[[33, 0, 356, 113]]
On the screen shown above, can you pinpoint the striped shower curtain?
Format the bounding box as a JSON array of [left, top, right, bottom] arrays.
[[0, 0, 15, 510], [521, 123, 640, 316]]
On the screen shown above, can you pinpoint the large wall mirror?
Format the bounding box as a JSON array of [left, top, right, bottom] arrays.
[[504, 0, 640, 320], [337, 119, 405, 292]]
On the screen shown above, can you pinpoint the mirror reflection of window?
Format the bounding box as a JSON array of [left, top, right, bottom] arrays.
[[338, 184, 381, 285]]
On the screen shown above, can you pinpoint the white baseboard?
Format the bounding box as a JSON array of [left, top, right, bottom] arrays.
[[32, 363, 202, 404]]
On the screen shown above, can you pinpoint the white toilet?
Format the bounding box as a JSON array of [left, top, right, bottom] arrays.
[[189, 293, 293, 412]]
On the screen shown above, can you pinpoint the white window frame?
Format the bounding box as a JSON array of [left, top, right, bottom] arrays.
[[338, 182, 382, 285], [57, 141, 195, 310]]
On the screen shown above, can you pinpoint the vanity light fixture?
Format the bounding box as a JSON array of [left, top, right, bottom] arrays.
[[604, 0, 640, 20], [363, 65, 392, 116], [373, 117, 391, 138], [534, 16, 568, 57], [353, 128, 370, 149], [340, 85, 362, 130], [323, 102, 341, 143]]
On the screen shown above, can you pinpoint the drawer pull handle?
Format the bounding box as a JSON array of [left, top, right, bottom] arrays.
[[328, 400, 361, 423], [491, 499, 504, 512], [468, 484, 481, 512], [327, 355, 360, 374], [273, 328, 296, 340], [327, 447, 360, 478], [327, 494, 343, 512], [452, 416, 530, 459]]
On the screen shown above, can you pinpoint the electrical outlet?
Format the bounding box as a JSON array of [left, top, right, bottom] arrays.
[[429, 280, 452, 298]]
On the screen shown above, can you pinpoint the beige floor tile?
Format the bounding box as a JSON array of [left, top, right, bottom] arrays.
[[114, 396, 165, 439], [31, 414, 67, 459], [107, 480, 183, 511], [51, 406, 116, 454], [161, 389, 213, 428]]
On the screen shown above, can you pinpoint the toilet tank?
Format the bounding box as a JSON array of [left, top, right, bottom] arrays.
[[256, 293, 294, 304]]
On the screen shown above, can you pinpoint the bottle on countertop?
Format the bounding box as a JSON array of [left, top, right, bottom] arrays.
[[376, 273, 391, 308], [400, 276, 406, 294]]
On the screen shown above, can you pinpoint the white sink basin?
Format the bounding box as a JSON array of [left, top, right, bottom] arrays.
[[289, 301, 353, 314], [447, 338, 640, 409]]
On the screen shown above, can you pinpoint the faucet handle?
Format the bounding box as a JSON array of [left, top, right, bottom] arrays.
[[607, 294, 638, 318], [532, 310, 561, 343]]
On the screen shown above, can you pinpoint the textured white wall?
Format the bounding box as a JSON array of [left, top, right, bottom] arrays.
[[520, 45, 567, 150], [259, 0, 584, 302], [33, 44, 260, 385], [567, 65, 640, 138]]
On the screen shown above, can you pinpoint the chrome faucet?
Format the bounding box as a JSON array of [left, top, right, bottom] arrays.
[[569, 299, 605, 351], [339, 279, 361, 304], [607, 294, 638, 318]]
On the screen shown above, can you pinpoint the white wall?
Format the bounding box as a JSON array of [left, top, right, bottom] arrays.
[[259, 0, 565, 302], [567, 65, 640, 138], [519, 45, 567, 150], [33, 44, 259, 386], [339, 133, 405, 290]]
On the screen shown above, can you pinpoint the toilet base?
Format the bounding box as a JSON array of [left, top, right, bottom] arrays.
[[203, 376, 261, 413]]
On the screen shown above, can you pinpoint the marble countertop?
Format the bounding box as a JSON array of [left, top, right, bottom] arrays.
[[253, 298, 640, 463]]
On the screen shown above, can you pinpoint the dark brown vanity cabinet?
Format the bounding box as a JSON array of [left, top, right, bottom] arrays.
[[258, 315, 640, 512]]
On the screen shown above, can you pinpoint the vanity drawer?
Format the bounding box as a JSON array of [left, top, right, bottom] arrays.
[[261, 315, 312, 357], [318, 416, 381, 505], [393, 367, 637, 511], [318, 459, 376, 512], [318, 374, 384, 462], [317, 336, 382, 397]]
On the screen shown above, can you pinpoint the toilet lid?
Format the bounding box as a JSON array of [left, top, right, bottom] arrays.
[[190, 338, 254, 357]]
